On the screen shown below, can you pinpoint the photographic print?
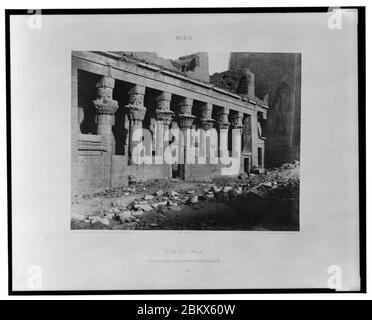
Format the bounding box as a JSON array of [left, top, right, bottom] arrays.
[[7, 7, 363, 293], [71, 51, 301, 231]]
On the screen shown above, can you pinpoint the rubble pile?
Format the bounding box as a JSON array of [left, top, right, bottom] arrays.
[[71, 161, 300, 230]]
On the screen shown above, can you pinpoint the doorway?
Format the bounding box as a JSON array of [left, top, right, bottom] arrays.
[[244, 157, 250, 173]]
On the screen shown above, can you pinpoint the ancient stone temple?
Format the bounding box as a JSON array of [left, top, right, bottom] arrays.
[[72, 51, 268, 195]]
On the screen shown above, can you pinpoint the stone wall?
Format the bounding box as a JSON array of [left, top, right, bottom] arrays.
[[115, 51, 210, 83], [229, 52, 301, 167]]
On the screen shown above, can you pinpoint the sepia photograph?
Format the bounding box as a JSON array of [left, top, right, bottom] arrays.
[[71, 51, 301, 231]]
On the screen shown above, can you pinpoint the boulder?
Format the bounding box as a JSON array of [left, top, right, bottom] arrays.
[[238, 172, 248, 179], [104, 213, 115, 220], [120, 216, 131, 224], [89, 216, 101, 224], [167, 200, 178, 207], [155, 190, 164, 196], [212, 185, 222, 193], [127, 201, 138, 210], [168, 190, 179, 197], [136, 202, 153, 212], [189, 195, 198, 204], [131, 210, 144, 216], [206, 191, 214, 198], [100, 218, 110, 226], [261, 182, 273, 187], [144, 194, 154, 200], [152, 201, 168, 208]]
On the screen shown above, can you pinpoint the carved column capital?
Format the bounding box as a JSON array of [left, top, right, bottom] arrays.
[[200, 102, 214, 131], [230, 112, 244, 133], [179, 114, 196, 129], [216, 107, 230, 130], [155, 92, 172, 111], [126, 85, 147, 125], [200, 103, 213, 121], [128, 84, 146, 96], [178, 97, 193, 115], [156, 110, 174, 125], [200, 120, 215, 131], [93, 76, 119, 115], [155, 91, 174, 125], [178, 97, 195, 129]]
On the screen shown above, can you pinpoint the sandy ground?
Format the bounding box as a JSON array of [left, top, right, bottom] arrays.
[[71, 161, 300, 231]]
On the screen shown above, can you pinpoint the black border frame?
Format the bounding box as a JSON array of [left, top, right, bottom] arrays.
[[5, 6, 366, 295]]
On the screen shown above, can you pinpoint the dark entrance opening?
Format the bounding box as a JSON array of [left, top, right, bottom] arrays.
[[244, 157, 250, 173]]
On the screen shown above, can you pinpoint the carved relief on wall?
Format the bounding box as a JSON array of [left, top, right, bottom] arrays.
[[271, 80, 291, 137], [242, 116, 252, 154]]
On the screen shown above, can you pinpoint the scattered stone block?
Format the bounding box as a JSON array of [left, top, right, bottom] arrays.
[[155, 190, 164, 196], [100, 218, 110, 225], [152, 201, 168, 208], [131, 210, 144, 216], [137, 203, 153, 212], [238, 172, 248, 179], [168, 190, 179, 197], [212, 186, 222, 193], [104, 213, 115, 220], [189, 195, 198, 204]]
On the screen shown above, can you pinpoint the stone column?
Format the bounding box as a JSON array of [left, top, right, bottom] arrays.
[[199, 103, 215, 164], [230, 112, 244, 160], [155, 92, 173, 165], [251, 112, 259, 167], [93, 76, 119, 152], [216, 107, 230, 163], [125, 85, 147, 165], [178, 97, 195, 179], [93, 76, 119, 186]]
